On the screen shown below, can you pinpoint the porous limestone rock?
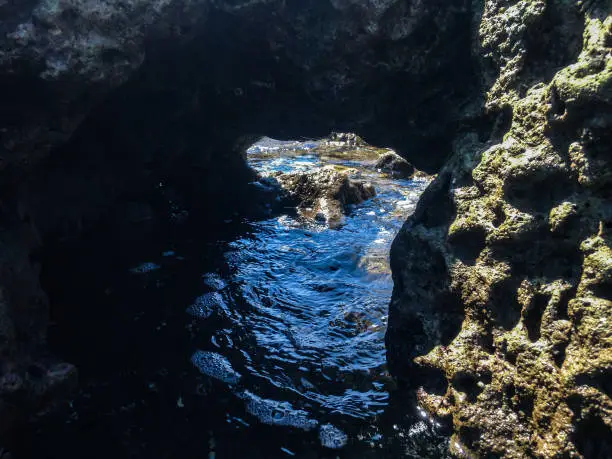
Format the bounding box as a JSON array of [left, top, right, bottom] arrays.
[[387, 2, 611, 457]]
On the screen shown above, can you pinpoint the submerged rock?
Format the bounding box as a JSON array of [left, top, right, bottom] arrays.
[[186, 292, 227, 319], [274, 166, 376, 228], [387, 4, 612, 458]]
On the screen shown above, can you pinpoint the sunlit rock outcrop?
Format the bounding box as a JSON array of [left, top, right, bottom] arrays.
[[274, 165, 376, 229], [376, 151, 417, 179], [387, 2, 611, 457]]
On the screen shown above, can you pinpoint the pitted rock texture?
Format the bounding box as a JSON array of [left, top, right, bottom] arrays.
[[387, 2, 611, 457]]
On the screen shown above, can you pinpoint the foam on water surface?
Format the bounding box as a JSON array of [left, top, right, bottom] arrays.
[[191, 351, 241, 384]]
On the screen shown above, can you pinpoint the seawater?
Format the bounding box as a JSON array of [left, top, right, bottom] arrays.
[[17, 138, 450, 459]]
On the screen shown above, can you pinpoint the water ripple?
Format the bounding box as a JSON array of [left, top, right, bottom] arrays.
[[193, 139, 430, 421]]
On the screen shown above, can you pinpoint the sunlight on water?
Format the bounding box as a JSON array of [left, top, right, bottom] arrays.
[[81, 137, 450, 457], [172, 137, 448, 454], [213, 139, 429, 425]]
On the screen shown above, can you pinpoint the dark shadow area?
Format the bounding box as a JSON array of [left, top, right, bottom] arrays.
[[448, 226, 487, 265], [574, 414, 612, 459], [575, 370, 612, 399], [523, 293, 549, 342], [518, 1, 584, 96], [458, 425, 482, 451], [503, 170, 573, 214], [490, 231, 584, 283], [489, 277, 522, 332], [452, 371, 491, 402], [437, 291, 465, 347], [417, 366, 449, 397]]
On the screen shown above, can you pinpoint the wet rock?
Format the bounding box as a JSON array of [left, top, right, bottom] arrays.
[[186, 292, 227, 319], [274, 166, 376, 229], [387, 4, 612, 458], [375, 151, 416, 179], [202, 273, 227, 291], [319, 132, 367, 151]]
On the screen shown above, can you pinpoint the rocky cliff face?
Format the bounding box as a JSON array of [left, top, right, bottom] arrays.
[[387, 1, 611, 457], [0, 0, 477, 448]]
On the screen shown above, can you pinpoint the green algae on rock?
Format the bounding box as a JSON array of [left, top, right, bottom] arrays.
[[387, 2, 611, 457]]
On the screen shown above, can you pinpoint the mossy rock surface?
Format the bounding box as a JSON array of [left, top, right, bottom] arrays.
[[387, 2, 612, 457]]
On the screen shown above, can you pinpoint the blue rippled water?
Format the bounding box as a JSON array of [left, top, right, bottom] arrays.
[[22, 137, 451, 459], [175, 139, 449, 456]]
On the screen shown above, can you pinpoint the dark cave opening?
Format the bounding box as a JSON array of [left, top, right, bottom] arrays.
[[1, 1, 484, 457]]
